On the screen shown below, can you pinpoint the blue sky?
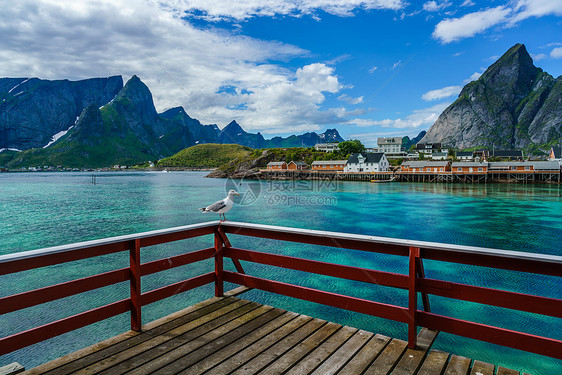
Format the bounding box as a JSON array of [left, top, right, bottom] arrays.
[[1, 1, 561, 146]]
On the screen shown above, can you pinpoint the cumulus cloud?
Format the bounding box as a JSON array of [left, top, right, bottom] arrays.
[[532, 53, 547, 61], [421, 85, 461, 101], [551, 47, 562, 59], [432, 1, 562, 44], [164, 0, 406, 21], [0, 0, 356, 134], [432, 6, 511, 43], [348, 102, 450, 129]]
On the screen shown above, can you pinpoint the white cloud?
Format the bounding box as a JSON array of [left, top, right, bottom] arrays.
[[165, 0, 406, 21], [423, 1, 451, 12], [392, 60, 402, 69], [338, 94, 364, 104], [433, 1, 562, 44], [369, 66, 378, 73], [551, 47, 562, 59], [531, 53, 547, 61], [421, 85, 461, 101], [432, 6, 511, 43], [461, 0, 475, 6], [0, 0, 355, 135], [511, 0, 562, 23], [463, 72, 482, 83], [348, 102, 450, 129]]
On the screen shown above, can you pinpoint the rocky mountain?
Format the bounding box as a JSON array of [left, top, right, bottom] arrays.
[[420, 44, 561, 151], [1, 75, 344, 168], [402, 131, 426, 151], [0, 76, 123, 150], [218, 120, 344, 148]]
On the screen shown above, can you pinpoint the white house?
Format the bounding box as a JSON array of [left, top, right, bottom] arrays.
[[343, 153, 389, 172], [456, 151, 474, 161], [377, 137, 402, 154], [431, 152, 448, 160], [315, 143, 339, 152]]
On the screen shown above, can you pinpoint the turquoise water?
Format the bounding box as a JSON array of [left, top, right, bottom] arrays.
[[0, 171, 561, 373]]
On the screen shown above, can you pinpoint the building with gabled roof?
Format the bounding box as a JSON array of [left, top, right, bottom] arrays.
[[287, 161, 307, 170], [314, 143, 339, 152], [311, 160, 347, 171], [456, 151, 474, 161], [266, 161, 287, 170], [344, 152, 389, 172]]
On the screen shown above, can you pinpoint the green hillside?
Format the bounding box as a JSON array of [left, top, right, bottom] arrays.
[[156, 143, 253, 168]]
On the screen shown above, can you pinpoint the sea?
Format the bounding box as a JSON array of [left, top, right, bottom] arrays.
[[0, 171, 561, 374]]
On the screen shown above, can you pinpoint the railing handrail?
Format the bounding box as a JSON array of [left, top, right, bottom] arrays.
[[3, 220, 560, 268], [1, 220, 561, 362], [0, 221, 219, 264], [220, 221, 562, 265]]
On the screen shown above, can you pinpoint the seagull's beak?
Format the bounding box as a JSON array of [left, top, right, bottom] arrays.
[[235, 192, 240, 196]]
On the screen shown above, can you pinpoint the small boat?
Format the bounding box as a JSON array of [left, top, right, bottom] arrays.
[[371, 177, 395, 183]]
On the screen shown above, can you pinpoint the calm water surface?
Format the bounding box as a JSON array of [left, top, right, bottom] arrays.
[[1, 171, 561, 373]]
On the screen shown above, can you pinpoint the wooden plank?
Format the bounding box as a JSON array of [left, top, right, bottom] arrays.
[[363, 338, 408, 375], [497, 367, 520, 375], [470, 360, 495, 375], [89, 301, 260, 375], [392, 328, 440, 375], [198, 314, 314, 374], [224, 285, 252, 297], [229, 318, 327, 375], [151, 307, 285, 374], [179, 311, 299, 374], [128, 305, 279, 375], [284, 326, 357, 375], [34, 296, 236, 375], [416, 328, 439, 350], [417, 350, 450, 375], [310, 330, 373, 375], [258, 322, 342, 374], [337, 334, 391, 375], [0, 363, 24, 375], [444, 355, 472, 375]]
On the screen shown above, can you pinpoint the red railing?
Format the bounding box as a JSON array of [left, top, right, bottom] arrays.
[[0, 221, 561, 361]]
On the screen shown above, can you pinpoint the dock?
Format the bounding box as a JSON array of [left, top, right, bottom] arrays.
[[23, 293, 520, 375], [1, 221, 560, 374]]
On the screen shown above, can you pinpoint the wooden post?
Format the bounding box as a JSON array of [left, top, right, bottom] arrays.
[[408, 246, 420, 349], [129, 239, 142, 331], [215, 229, 224, 297]]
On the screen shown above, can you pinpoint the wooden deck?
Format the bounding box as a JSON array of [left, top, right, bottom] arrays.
[[24, 293, 523, 375]]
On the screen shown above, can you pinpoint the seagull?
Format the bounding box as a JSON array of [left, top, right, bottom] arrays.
[[199, 190, 239, 221]]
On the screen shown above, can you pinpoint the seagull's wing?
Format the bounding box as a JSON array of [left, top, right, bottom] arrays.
[[205, 199, 227, 212]]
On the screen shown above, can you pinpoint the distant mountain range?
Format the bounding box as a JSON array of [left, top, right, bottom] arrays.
[[421, 44, 561, 152], [0, 76, 344, 168]]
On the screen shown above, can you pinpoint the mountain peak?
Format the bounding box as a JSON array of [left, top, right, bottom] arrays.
[[223, 120, 244, 133], [479, 43, 539, 90], [114, 75, 158, 124]]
